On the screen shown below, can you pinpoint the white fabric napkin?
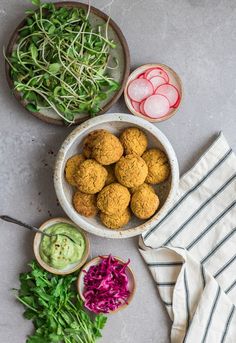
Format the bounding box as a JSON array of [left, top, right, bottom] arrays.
[[139, 133, 236, 343]]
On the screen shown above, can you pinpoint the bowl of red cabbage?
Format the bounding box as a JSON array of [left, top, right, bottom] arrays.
[[77, 255, 136, 314]]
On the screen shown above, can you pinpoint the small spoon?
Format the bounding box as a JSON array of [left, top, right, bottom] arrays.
[[0, 215, 76, 243]]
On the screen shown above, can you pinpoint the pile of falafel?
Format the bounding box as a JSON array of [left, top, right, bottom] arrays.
[[64, 127, 170, 230]]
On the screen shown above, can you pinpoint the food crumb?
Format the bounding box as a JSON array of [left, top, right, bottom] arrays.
[[41, 159, 48, 167]]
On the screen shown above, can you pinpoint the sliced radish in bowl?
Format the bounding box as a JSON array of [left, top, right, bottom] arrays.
[[145, 68, 169, 83], [143, 94, 170, 118], [149, 76, 166, 91], [155, 84, 179, 107], [127, 78, 154, 102], [125, 63, 182, 122]]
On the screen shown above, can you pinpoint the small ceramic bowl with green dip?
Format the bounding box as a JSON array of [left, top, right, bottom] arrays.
[[34, 217, 90, 275]]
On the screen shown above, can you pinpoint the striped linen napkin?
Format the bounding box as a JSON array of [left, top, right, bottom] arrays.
[[139, 133, 236, 343]]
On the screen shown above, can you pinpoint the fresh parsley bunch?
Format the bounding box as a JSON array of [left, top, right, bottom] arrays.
[[16, 261, 107, 343]]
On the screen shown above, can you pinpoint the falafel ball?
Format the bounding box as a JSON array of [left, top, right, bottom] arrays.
[[91, 132, 124, 165], [142, 148, 170, 184], [65, 154, 85, 186], [100, 208, 131, 229], [73, 191, 97, 217], [131, 187, 159, 219], [120, 127, 148, 156], [105, 164, 116, 186], [75, 159, 107, 194], [97, 183, 130, 215], [83, 129, 109, 158], [115, 154, 148, 188], [130, 183, 155, 194]]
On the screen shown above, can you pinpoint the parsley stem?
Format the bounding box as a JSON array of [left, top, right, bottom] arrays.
[[16, 296, 39, 313]]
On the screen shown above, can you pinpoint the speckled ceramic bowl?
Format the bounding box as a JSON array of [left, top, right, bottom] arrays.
[[54, 113, 179, 239], [77, 255, 136, 314], [33, 217, 90, 275]]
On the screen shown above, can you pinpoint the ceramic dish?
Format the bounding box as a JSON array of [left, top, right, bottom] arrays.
[[33, 217, 90, 275], [5, 1, 130, 125], [124, 63, 183, 122], [54, 113, 179, 239], [77, 256, 136, 314]]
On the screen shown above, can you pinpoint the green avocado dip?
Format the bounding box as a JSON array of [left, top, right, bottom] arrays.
[[39, 223, 85, 269]]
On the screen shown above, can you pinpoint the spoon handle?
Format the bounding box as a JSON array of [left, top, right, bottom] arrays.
[[0, 215, 51, 237]]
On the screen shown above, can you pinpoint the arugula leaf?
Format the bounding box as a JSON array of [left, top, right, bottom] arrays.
[[47, 24, 56, 34], [29, 43, 38, 60], [31, 0, 41, 6], [48, 63, 61, 74], [26, 103, 38, 112]]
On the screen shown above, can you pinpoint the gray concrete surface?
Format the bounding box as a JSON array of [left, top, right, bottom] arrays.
[[0, 0, 236, 342]]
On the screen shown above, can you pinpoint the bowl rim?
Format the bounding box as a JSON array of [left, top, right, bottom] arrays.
[[33, 216, 90, 275], [124, 63, 183, 123], [54, 113, 179, 239], [5, 1, 130, 126], [77, 255, 136, 314]]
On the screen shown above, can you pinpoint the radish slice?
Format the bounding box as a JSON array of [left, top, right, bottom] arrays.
[[144, 67, 156, 78], [145, 68, 169, 83], [149, 76, 166, 90], [131, 100, 140, 112], [127, 78, 154, 102], [138, 73, 145, 79], [155, 84, 179, 107], [143, 94, 170, 118], [172, 95, 181, 108], [139, 100, 146, 115]]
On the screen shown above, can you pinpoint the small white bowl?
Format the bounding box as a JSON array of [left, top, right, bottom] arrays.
[[33, 217, 90, 275], [124, 63, 183, 122], [77, 256, 136, 314], [54, 113, 179, 239]]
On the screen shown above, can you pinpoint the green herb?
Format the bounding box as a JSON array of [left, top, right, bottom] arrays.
[[16, 260, 107, 343], [4, 0, 120, 123]]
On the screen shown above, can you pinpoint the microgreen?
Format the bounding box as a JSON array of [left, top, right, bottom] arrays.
[[16, 260, 107, 343], [4, 0, 120, 124]]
